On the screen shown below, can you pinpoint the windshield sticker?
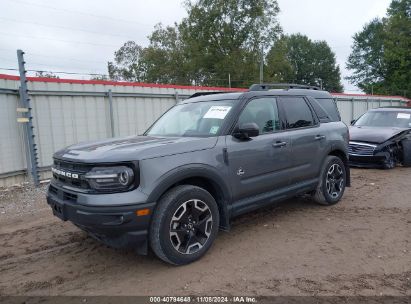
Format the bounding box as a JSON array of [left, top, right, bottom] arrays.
[[397, 113, 411, 119], [209, 126, 219, 134], [203, 106, 232, 119]]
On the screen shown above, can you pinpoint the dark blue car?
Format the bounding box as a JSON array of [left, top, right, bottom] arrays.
[[349, 107, 411, 169]]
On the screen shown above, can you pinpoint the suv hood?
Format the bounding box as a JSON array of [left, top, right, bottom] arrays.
[[54, 135, 218, 163], [349, 126, 409, 144]]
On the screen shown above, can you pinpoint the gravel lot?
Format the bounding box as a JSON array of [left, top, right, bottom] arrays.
[[0, 168, 410, 296]]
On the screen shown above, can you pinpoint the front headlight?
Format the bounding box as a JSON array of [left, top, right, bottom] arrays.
[[85, 166, 135, 192]]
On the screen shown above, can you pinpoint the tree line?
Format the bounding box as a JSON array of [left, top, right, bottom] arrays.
[[107, 0, 343, 92], [346, 0, 410, 98], [104, 0, 409, 96]]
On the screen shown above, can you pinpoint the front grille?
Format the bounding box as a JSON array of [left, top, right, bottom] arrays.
[[52, 159, 92, 190], [49, 185, 58, 195], [63, 192, 78, 202], [48, 184, 78, 202], [348, 142, 377, 156], [54, 160, 91, 172]]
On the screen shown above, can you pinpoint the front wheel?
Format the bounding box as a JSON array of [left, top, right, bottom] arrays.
[[149, 185, 219, 265], [383, 146, 397, 169], [383, 154, 396, 169], [312, 156, 346, 205], [401, 139, 411, 167]]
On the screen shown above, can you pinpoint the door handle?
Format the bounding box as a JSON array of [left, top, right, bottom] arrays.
[[315, 135, 326, 140], [272, 141, 287, 148]]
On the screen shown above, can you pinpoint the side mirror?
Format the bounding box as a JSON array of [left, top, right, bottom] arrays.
[[233, 122, 259, 140], [350, 119, 356, 126]]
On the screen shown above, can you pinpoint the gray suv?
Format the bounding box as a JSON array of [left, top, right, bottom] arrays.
[[47, 83, 350, 265]]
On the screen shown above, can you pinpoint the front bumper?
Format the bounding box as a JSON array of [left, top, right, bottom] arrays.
[[348, 153, 388, 168], [46, 183, 155, 254]]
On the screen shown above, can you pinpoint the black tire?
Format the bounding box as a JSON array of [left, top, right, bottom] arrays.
[[149, 185, 219, 265], [381, 145, 397, 169], [382, 153, 396, 169], [312, 156, 346, 206], [401, 139, 411, 167]]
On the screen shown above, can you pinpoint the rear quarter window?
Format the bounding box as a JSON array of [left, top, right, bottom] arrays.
[[308, 99, 331, 123], [316, 98, 341, 122]]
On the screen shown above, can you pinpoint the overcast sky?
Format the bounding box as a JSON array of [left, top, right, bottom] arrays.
[[0, 0, 391, 92]]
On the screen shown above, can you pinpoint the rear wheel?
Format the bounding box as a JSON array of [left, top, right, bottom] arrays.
[[150, 185, 219, 265], [312, 156, 346, 205]]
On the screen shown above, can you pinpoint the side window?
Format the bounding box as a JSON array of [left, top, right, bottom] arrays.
[[238, 98, 280, 134], [308, 99, 330, 123], [281, 97, 315, 129], [316, 98, 341, 121]]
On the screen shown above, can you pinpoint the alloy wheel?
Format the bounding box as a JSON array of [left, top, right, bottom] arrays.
[[325, 163, 344, 198], [169, 199, 213, 255]]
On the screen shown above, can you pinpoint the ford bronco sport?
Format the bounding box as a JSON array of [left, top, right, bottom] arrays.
[[47, 83, 350, 265]]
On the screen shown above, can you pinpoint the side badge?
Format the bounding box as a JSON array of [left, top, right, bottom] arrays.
[[237, 167, 245, 176]]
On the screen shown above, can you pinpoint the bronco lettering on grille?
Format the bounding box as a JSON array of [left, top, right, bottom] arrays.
[[52, 167, 79, 179]]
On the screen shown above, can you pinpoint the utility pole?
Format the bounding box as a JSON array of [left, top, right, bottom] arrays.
[[228, 73, 231, 88], [259, 45, 264, 84], [107, 89, 115, 137], [16, 49, 40, 186]]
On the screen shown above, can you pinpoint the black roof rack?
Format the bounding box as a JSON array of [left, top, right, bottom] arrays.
[[249, 83, 321, 91], [188, 91, 232, 99]]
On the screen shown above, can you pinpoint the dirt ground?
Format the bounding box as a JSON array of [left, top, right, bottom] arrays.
[[0, 168, 409, 296]]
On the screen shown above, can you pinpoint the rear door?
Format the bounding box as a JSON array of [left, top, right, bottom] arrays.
[[226, 97, 292, 202], [278, 96, 327, 184]]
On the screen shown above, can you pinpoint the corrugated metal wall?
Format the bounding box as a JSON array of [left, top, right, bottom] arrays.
[[333, 95, 405, 124], [0, 76, 408, 186], [0, 78, 28, 185]]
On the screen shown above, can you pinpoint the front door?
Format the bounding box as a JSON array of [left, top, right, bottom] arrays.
[[226, 97, 292, 202]]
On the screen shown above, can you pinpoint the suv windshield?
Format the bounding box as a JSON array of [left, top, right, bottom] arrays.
[[145, 100, 235, 137], [355, 111, 411, 128]]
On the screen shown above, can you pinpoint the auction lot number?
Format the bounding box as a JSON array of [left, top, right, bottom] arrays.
[[150, 296, 256, 303], [150, 297, 192, 303]]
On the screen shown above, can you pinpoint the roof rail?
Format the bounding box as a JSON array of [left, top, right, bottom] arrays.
[[188, 91, 231, 99], [249, 83, 321, 91]]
